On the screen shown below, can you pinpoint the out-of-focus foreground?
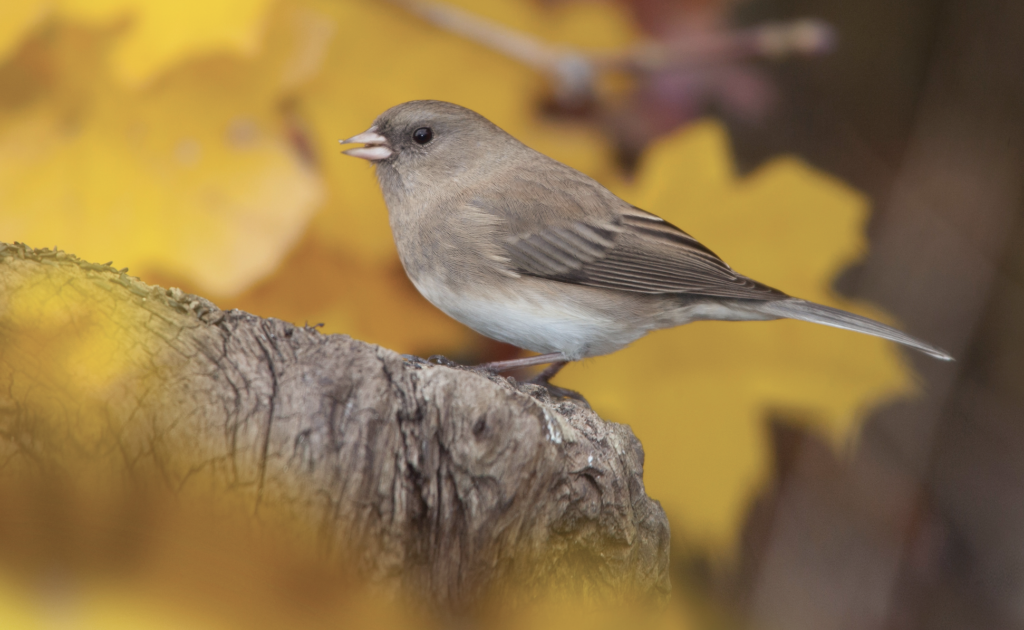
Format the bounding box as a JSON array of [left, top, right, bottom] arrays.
[[0, 0, 1021, 628]]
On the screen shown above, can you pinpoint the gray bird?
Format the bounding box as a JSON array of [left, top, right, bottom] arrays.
[[339, 100, 951, 385]]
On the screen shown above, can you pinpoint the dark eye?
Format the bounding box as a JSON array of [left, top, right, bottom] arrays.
[[412, 127, 433, 144]]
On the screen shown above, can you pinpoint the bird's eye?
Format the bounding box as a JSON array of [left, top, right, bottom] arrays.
[[412, 127, 433, 144]]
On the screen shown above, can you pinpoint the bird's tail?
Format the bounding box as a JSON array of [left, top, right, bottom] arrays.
[[756, 299, 953, 361]]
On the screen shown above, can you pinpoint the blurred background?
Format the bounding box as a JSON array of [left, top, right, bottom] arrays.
[[1, 0, 1022, 628]]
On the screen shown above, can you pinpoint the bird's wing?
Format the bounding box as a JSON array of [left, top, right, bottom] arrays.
[[504, 205, 787, 300]]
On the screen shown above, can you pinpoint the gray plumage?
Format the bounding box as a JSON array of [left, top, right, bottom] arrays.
[[340, 100, 952, 364]]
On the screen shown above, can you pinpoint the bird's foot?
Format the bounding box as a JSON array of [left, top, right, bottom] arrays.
[[522, 361, 591, 408], [400, 354, 433, 369], [427, 354, 463, 368], [401, 354, 465, 369], [528, 379, 591, 408], [407, 353, 589, 406]]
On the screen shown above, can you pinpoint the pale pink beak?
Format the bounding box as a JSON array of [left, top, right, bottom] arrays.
[[339, 126, 393, 161]]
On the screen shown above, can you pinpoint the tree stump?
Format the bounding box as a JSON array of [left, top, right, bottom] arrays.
[[0, 242, 670, 609]]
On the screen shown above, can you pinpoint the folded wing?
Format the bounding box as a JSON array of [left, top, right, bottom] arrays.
[[505, 206, 787, 300]]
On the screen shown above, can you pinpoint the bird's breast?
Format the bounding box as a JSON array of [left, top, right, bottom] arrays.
[[405, 273, 653, 360], [385, 198, 655, 359]]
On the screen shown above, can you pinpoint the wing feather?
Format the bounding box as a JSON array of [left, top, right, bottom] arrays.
[[505, 207, 786, 300]]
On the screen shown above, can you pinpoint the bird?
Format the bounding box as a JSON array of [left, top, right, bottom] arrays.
[[339, 100, 952, 386]]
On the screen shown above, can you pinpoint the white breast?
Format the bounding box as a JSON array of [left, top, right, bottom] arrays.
[[408, 275, 648, 360]]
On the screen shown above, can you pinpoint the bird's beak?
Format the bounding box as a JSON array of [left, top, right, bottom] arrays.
[[338, 126, 393, 161]]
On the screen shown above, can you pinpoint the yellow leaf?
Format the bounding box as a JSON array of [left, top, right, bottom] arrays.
[[0, 12, 325, 297], [559, 121, 915, 551], [0, 0, 50, 65], [55, 0, 276, 87]]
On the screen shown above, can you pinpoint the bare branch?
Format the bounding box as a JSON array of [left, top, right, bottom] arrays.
[[384, 0, 834, 106]]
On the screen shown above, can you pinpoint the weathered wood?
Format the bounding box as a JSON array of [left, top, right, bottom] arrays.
[[0, 241, 670, 609]]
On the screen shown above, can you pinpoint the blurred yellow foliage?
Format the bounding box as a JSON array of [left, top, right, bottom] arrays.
[[0, 0, 916, 609], [0, 574, 223, 630], [0, 493, 434, 630], [0, 0, 275, 86], [0, 0, 49, 64], [0, 14, 322, 296]]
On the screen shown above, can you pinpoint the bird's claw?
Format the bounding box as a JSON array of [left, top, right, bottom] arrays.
[[400, 354, 433, 369], [427, 354, 462, 368], [400, 354, 465, 369], [525, 375, 591, 409]]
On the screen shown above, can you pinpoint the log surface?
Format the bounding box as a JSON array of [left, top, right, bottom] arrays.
[[0, 242, 670, 608]]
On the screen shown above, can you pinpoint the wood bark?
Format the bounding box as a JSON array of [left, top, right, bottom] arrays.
[[0, 241, 670, 609]]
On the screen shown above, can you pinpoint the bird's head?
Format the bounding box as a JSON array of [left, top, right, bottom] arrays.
[[339, 100, 517, 184]]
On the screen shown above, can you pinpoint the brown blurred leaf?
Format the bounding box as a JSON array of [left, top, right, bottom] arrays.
[[224, 235, 477, 357]]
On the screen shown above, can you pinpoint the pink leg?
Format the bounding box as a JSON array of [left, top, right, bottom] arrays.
[[476, 352, 566, 373], [477, 355, 588, 406]]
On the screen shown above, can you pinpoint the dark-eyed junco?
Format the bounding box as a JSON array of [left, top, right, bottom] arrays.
[[340, 100, 951, 383]]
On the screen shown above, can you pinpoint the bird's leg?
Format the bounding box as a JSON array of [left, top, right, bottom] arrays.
[[400, 354, 434, 369], [474, 352, 566, 373], [421, 352, 590, 407], [526, 360, 568, 385], [405, 353, 565, 371], [475, 354, 590, 407], [402, 354, 462, 368], [427, 354, 462, 368], [525, 360, 590, 408]]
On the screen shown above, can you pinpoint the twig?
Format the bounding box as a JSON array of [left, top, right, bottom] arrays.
[[384, 0, 835, 106]]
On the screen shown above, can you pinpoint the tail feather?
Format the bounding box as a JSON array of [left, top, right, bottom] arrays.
[[757, 299, 953, 361]]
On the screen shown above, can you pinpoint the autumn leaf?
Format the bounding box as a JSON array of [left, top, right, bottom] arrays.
[[0, 0, 277, 88], [0, 0, 49, 65], [228, 235, 478, 357], [0, 4, 326, 296], [559, 121, 915, 551]]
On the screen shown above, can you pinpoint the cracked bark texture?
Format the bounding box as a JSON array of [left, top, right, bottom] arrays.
[[0, 242, 670, 609]]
